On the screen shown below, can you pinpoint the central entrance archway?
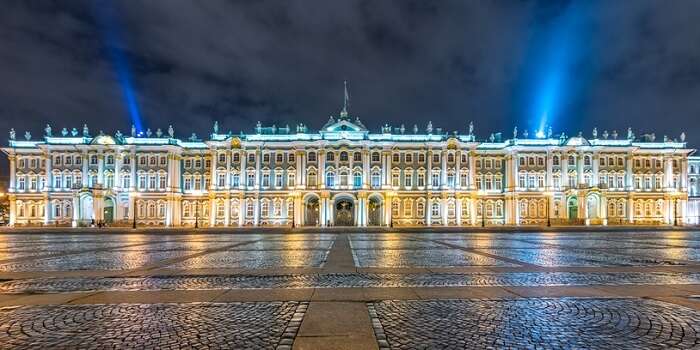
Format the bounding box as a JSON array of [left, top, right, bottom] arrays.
[[103, 197, 114, 224], [368, 195, 383, 226], [304, 196, 319, 226], [334, 199, 354, 226], [567, 196, 578, 220]]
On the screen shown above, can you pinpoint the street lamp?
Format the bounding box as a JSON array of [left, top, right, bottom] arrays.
[[194, 201, 199, 229], [480, 199, 485, 228], [674, 198, 678, 226]]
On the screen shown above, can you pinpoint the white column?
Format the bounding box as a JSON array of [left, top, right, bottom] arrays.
[[240, 150, 247, 190], [625, 154, 634, 191], [664, 156, 673, 190], [468, 152, 476, 190], [546, 151, 553, 190], [427, 150, 433, 190], [82, 151, 89, 186], [225, 150, 231, 189], [456, 198, 462, 226], [592, 153, 600, 187], [426, 196, 432, 226], [130, 150, 136, 192], [97, 152, 105, 185], [210, 150, 217, 190], [224, 198, 230, 226], [44, 153, 52, 191], [238, 198, 245, 226], [441, 150, 447, 189], [363, 150, 370, 188], [319, 150, 326, 189], [455, 151, 461, 190], [114, 153, 121, 191]]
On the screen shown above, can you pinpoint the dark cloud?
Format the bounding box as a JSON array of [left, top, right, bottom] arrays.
[[0, 0, 698, 163]]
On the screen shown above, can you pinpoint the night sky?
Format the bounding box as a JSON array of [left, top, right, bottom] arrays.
[[1, 0, 699, 172]]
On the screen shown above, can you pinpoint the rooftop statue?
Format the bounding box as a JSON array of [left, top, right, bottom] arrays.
[[603, 130, 609, 139], [45, 124, 52, 137], [115, 130, 123, 139], [189, 133, 197, 141], [9, 128, 16, 140], [24, 131, 31, 140], [681, 132, 686, 142], [627, 127, 634, 140], [71, 128, 78, 137], [61, 127, 68, 136], [513, 126, 518, 139], [468, 121, 474, 135], [523, 129, 529, 138], [213, 121, 219, 134], [592, 127, 598, 139], [168, 125, 174, 138], [131, 125, 136, 137], [547, 126, 553, 138], [612, 130, 618, 139], [413, 124, 418, 134], [146, 128, 152, 137], [82, 124, 89, 137], [156, 128, 163, 138], [426, 121, 433, 134]]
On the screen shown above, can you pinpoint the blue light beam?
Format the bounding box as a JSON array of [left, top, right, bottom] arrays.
[[532, 3, 587, 136], [93, 1, 144, 133]]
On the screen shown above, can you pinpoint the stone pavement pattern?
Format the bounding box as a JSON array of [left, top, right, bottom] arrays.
[[0, 229, 699, 349]]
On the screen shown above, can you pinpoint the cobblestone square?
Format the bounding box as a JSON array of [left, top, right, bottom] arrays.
[[0, 229, 699, 349]]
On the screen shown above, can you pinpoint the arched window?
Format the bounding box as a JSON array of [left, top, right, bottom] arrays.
[[307, 169, 317, 186], [339, 151, 348, 162], [308, 151, 317, 162], [340, 170, 348, 186], [326, 171, 335, 187], [431, 202, 440, 217], [371, 169, 381, 188], [416, 200, 425, 217], [326, 152, 335, 161], [261, 200, 269, 217], [353, 171, 362, 188]]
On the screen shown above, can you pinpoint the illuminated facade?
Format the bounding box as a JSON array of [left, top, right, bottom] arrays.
[[2, 108, 695, 228], [688, 156, 700, 224]]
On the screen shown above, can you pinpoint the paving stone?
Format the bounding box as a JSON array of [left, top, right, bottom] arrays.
[[368, 298, 700, 349], [0, 301, 308, 349]]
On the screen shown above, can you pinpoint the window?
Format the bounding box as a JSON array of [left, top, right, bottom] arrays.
[[431, 202, 440, 217], [404, 172, 413, 188], [528, 157, 534, 166], [553, 156, 560, 166], [403, 200, 413, 217], [460, 172, 468, 187], [391, 171, 400, 187], [537, 157, 544, 166], [263, 153, 270, 163], [275, 172, 283, 188], [418, 153, 425, 163], [448, 153, 455, 163], [276, 153, 283, 163], [431, 172, 440, 187], [405, 153, 413, 163], [195, 158, 202, 168], [231, 173, 240, 187], [232, 153, 240, 162], [307, 170, 317, 186], [217, 173, 226, 187], [326, 152, 334, 161], [519, 174, 526, 188], [138, 174, 146, 189], [122, 174, 131, 189], [288, 153, 295, 163], [248, 153, 255, 164], [476, 176, 482, 190], [326, 171, 335, 187], [584, 155, 591, 166], [392, 153, 399, 163], [53, 156, 61, 166], [432, 154, 440, 163], [205, 159, 211, 168], [149, 156, 156, 166], [261, 201, 269, 217], [158, 175, 166, 189], [262, 173, 270, 187], [372, 152, 380, 162], [340, 171, 348, 186], [417, 172, 425, 187], [90, 155, 98, 165], [308, 152, 317, 162], [495, 176, 503, 190], [352, 172, 361, 187], [287, 173, 296, 187], [185, 159, 192, 168], [340, 152, 348, 162], [416, 201, 425, 217], [353, 152, 362, 162], [392, 200, 400, 217], [75, 156, 82, 165], [485, 159, 493, 169], [371, 170, 381, 188], [247, 173, 255, 187], [568, 155, 575, 166], [65, 156, 72, 165], [148, 174, 156, 189]]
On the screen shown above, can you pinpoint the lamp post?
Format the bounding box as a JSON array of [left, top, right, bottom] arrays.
[[547, 196, 551, 227], [674, 198, 678, 226], [481, 199, 485, 228], [194, 201, 199, 229]]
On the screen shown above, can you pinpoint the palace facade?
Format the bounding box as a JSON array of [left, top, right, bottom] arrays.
[[2, 107, 696, 228]]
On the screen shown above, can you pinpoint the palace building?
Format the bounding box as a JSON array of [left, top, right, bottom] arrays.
[[2, 95, 697, 228]]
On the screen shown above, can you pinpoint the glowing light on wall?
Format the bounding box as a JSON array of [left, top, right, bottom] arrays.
[[93, 1, 144, 133]]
